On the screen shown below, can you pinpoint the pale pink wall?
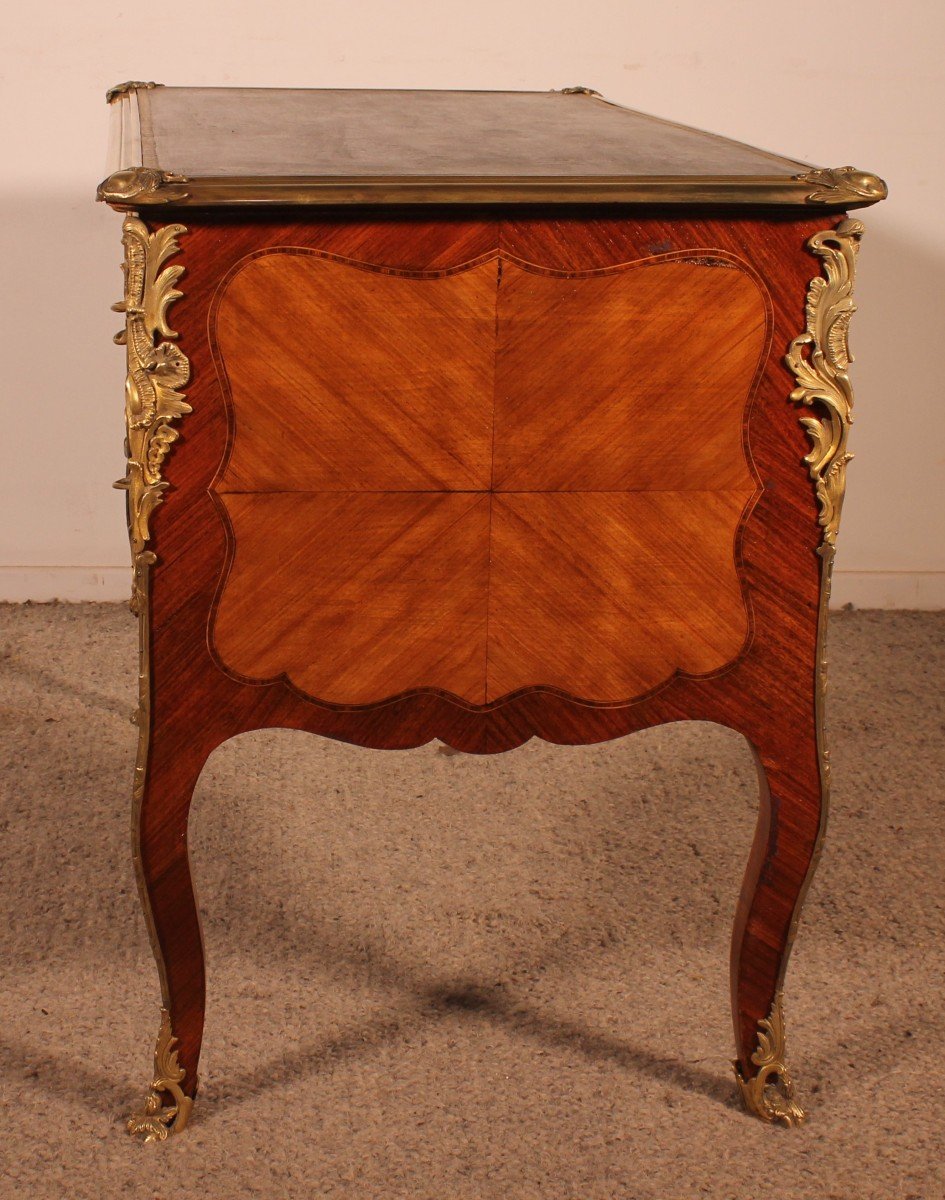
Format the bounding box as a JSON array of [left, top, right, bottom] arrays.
[[1, 0, 940, 605]]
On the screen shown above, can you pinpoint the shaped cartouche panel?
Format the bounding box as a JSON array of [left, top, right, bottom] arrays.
[[210, 248, 766, 707], [493, 257, 767, 492], [214, 252, 498, 493], [214, 492, 491, 704], [486, 490, 755, 702]]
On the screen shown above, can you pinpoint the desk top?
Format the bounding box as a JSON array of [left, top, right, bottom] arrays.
[[97, 83, 886, 210]]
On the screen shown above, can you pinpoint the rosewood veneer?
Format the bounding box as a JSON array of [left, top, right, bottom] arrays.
[[97, 83, 886, 1138]]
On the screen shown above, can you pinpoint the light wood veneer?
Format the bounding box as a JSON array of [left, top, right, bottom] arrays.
[[211, 249, 766, 705]]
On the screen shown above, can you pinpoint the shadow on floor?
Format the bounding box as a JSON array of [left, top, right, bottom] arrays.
[[211, 978, 735, 1114]]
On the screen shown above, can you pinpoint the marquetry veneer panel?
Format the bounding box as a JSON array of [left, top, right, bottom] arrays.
[[216, 252, 498, 492], [215, 492, 491, 703], [493, 258, 764, 492], [486, 491, 755, 701], [210, 247, 767, 706]]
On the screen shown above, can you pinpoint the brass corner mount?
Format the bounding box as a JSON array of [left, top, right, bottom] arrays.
[[795, 165, 887, 207], [112, 213, 190, 608], [106, 80, 160, 103], [735, 993, 806, 1127], [127, 1009, 194, 1141], [97, 167, 190, 208], [786, 217, 863, 548]]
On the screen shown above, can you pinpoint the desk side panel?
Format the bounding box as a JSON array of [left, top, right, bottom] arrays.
[[143, 211, 827, 756]]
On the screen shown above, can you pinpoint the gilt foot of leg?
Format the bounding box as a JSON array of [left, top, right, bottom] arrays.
[[734, 992, 806, 1127], [127, 1009, 196, 1142]]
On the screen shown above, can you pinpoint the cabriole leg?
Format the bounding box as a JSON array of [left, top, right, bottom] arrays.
[[126, 561, 209, 1142], [731, 701, 827, 1126], [127, 699, 209, 1140], [111, 213, 199, 1140], [732, 216, 862, 1124]]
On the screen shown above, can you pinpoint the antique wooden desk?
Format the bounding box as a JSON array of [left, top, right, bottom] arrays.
[[97, 84, 885, 1139]]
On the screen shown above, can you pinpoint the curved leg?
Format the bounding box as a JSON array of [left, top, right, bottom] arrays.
[[127, 662, 211, 1141], [730, 707, 826, 1126]]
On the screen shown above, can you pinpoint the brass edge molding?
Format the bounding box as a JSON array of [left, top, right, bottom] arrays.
[[795, 166, 887, 206], [127, 1009, 195, 1141], [787, 214, 861, 792], [96, 173, 884, 209], [734, 994, 806, 1126], [113, 216, 193, 1136], [97, 167, 190, 208], [107, 80, 160, 103], [785, 217, 863, 549], [749, 219, 865, 1129], [787, 219, 864, 924]]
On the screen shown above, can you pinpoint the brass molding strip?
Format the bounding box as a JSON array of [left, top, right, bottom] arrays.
[[96, 171, 886, 211], [783, 214, 863, 945], [742, 218, 864, 1127], [112, 217, 194, 1136], [127, 1009, 195, 1141], [786, 215, 864, 824], [735, 994, 806, 1126]]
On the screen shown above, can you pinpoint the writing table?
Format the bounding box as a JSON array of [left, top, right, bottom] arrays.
[[97, 83, 886, 1138]]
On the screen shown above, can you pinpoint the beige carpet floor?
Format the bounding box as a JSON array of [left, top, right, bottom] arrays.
[[1, 602, 943, 1199]]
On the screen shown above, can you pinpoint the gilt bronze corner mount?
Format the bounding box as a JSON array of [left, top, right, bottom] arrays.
[[97, 167, 190, 208], [794, 166, 887, 207], [106, 80, 161, 103], [112, 215, 191, 582]]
